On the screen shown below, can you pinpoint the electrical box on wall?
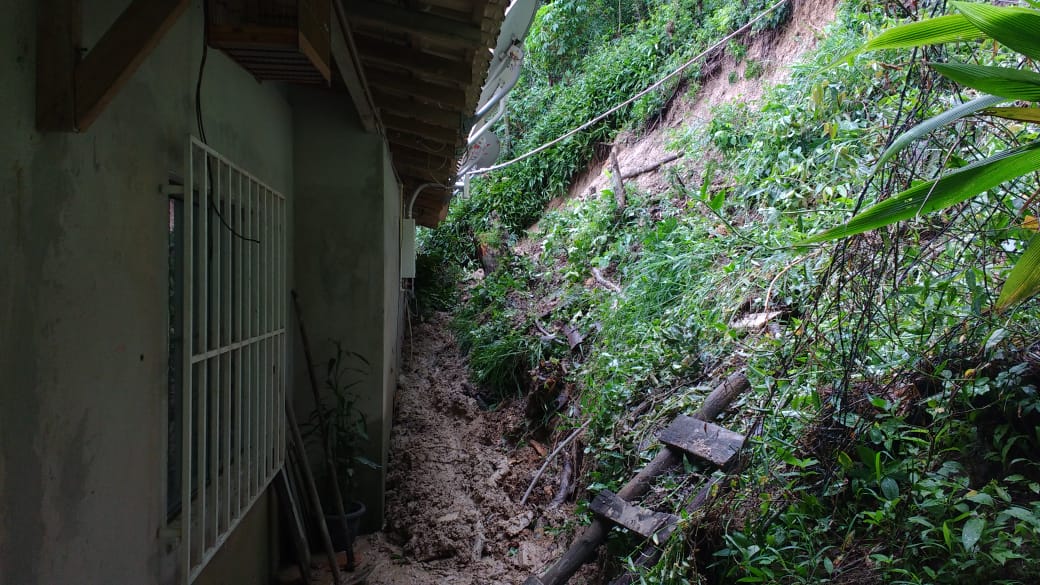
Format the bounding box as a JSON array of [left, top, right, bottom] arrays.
[[401, 218, 416, 278]]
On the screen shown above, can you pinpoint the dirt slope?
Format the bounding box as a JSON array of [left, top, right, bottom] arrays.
[[566, 0, 837, 202]]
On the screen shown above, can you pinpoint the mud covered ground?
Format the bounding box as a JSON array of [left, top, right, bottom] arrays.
[[352, 312, 591, 585]]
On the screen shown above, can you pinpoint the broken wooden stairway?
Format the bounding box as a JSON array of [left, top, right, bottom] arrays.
[[524, 371, 750, 585]]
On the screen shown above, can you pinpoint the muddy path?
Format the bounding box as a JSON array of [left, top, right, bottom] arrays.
[[355, 312, 582, 585]]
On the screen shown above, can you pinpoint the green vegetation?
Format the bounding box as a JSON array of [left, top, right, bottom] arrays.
[[417, 0, 1040, 582]]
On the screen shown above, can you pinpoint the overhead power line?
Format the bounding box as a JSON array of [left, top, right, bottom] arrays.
[[464, 0, 791, 177]]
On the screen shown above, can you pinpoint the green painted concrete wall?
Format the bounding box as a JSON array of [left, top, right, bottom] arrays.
[[290, 86, 403, 534], [0, 1, 293, 583]]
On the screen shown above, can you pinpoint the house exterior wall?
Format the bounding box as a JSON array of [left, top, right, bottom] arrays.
[[0, 1, 292, 584], [290, 86, 402, 533], [381, 149, 403, 483]]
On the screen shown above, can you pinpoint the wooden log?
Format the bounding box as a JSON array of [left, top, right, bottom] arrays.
[[658, 416, 745, 467], [524, 371, 749, 585], [590, 490, 678, 541]]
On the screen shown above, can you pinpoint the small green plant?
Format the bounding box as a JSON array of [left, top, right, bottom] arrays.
[[744, 58, 764, 79], [729, 39, 749, 63], [305, 341, 379, 499]]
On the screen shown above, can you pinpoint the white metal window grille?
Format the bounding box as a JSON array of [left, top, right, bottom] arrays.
[[179, 137, 287, 583]]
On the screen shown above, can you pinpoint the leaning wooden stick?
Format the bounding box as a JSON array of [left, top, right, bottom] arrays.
[[524, 371, 750, 585], [286, 400, 342, 585], [521, 420, 592, 506], [292, 290, 356, 571]]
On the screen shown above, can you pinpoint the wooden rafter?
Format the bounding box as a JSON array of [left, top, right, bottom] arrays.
[[373, 91, 461, 129], [345, 1, 483, 48], [382, 113, 459, 144], [355, 36, 473, 84], [365, 69, 467, 105], [388, 133, 458, 157]]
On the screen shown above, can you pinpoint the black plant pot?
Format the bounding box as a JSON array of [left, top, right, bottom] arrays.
[[325, 500, 366, 552]]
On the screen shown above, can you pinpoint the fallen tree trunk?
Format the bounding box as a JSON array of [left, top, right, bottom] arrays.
[[524, 371, 750, 585]]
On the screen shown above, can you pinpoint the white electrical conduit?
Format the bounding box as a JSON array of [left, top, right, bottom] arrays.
[[408, 182, 447, 220]]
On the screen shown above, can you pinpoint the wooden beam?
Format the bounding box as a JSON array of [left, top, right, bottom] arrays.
[[36, 0, 81, 131], [74, 0, 190, 131], [373, 91, 461, 129], [388, 132, 458, 157], [382, 113, 459, 144], [354, 36, 473, 84], [394, 161, 451, 184], [393, 152, 454, 175], [389, 139, 458, 163], [345, 1, 483, 48], [365, 69, 468, 109], [331, 0, 380, 133]]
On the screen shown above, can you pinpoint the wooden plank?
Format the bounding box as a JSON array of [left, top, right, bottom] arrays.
[[525, 372, 750, 585], [36, 0, 81, 131], [208, 25, 298, 49], [590, 490, 678, 541], [659, 415, 745, 467], [74, 0, 190, 131], [345, 1, 484, 47]]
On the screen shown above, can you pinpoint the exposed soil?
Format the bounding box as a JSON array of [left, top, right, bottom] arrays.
[[350, 312, 586, 584], [562, 0, 838, 206]]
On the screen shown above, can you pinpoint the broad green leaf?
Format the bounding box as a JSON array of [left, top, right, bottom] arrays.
[[931, 63, 1040, 102], [981, 106, 1040, 123], [800, 142, 1040, 244], [1001, 506, 1040, 527], [881, 476, 899, 500], [962, 516, 985, 553], [996, 234, 1040, 310], [864, 14, 983, 52], [877, 94, 1007, 168], [953, 1, 1040, 62]]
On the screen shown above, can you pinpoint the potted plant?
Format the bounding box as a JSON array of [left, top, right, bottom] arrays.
[[304, 341, 379, 553]]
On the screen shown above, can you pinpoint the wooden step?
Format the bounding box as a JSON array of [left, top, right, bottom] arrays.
[[590, 490, 679, 542], [659, 414, 745, 466]]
